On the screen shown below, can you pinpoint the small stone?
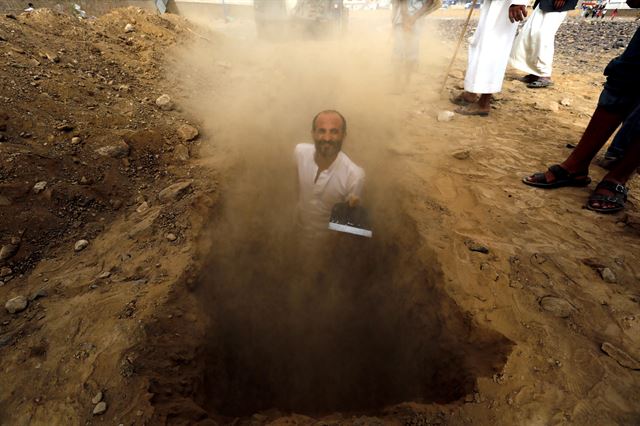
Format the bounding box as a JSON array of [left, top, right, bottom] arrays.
[[92, 391, 103, 404], [437, 110, 455, 122], [0, 243, 19, 262], [95, 140, 130, 158], [540, 296, 573, 318], [71, 136, 82, 144], [136, 201, 150, 214], [174, 144, 190, 161], [601, 342, 640, 370], [158, 180, 193, 203], [29, 288, 47, 301], [165, 233, 177, 242], [599, 267, 616, 283], [124, 23, 135, 33], [453, 150, 470, 160], [33, 181, 47, 194], [560, 98, 572, 107], [79, 176, 89, 185], [93, 401, 107, 415], [155, 94, 173, 111], [74, 239, 89, 252], [465, 239, 489, 254], [5, 295, 28, 314], [97, 271, 111, 279], [45, 52, 60, 63], [0, 267, 12, 277], [56, 123, 74, 132], [177, 124, 199, 142]]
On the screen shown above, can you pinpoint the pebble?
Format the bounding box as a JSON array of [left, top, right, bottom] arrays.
[[29, 289, 47, 301], [177, 124, 199, 142], [136, 201, 150, 214], [155, 94, 173, 111], [165, 233, 177, 242], [540, 296, 573, 318], [33, 181, 47, 194], [71, 136, 82, 144], [97, 271, 111, 279], [124, 23, 135, 33], [0, 267, 12, 277], [95, 140, 130, 158], [158, 180, 193, 203], [599, 267, 616, 283], [437, 110, 455, 122], [74, 239, 89, 252], [174, 144, 190, 161], [93, 401, 107, 415], [465, 239, 489, 254], [453, 149, 470, 160], [5, 295, 28, 314], [0, 242, 19, 263], [560, 98, 572, 107], [92, 391, 103, 404]]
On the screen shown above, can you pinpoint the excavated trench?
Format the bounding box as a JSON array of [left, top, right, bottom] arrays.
[[191, 184, 514, 419]]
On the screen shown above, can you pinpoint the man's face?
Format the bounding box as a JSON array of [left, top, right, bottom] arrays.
[[312, 113, 346, 159]]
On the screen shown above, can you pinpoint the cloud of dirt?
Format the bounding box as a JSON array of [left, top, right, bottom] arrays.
[[165, 12, 510, 417]]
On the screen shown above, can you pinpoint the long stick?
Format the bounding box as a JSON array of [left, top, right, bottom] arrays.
[[439, 0, 478, 97]]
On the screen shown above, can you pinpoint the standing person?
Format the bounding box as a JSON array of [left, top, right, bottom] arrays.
[[295, 110, 365, 237], [391, 0, 442, 91], [510, 0, 578, 89], [522, 9, 640, 214], [451, 0, 529, 116]]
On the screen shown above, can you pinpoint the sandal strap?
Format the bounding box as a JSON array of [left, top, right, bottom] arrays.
[[548, 164, 570, 180], [596, 180, 628, 199]]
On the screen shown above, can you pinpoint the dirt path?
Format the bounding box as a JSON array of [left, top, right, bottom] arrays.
[[1, 7, 639, 426]]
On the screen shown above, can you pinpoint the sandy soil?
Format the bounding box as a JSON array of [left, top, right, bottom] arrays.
[[1, 6, 639, 426]]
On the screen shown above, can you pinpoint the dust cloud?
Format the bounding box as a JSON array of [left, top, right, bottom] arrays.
[[167, 15, 510, 417]]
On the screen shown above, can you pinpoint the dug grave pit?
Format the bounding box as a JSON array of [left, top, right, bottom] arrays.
[[193, 198, 514, 419]]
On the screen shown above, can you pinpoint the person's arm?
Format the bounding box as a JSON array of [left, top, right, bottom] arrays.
[[509, 0, 529, 23], [346, 169, 365, 207]]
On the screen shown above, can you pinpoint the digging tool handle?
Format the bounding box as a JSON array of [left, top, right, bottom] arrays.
[[440, 0, 478, 97]]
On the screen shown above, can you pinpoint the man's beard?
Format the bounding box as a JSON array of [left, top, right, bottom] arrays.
[[314, 139, 343, 158]]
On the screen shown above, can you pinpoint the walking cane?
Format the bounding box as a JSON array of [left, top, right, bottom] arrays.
[[439, 0, 478, 97]]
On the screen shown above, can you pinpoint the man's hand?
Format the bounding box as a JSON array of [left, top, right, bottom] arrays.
[[508, 5, 528, 23], [553, 0, 566, 9], [627, 0, 640, 7], [347, 194, 360, 208]]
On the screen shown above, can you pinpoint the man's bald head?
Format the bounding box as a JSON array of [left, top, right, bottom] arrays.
[[311, 110, 347, 134]]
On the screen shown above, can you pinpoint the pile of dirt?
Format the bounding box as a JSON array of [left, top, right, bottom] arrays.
[[0, 7, 198, 276], [0, 7, 219, 425]]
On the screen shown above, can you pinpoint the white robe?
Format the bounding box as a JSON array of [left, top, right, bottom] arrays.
[[509, 6, 567, 78], [464, 0, 528, 94]]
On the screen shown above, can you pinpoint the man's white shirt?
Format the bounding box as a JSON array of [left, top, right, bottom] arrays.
[[294, 143, 365, 235]]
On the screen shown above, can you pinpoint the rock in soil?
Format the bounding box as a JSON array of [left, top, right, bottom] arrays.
[[599, 267, 617, 283], [93, 401, 107, 415], [174, 144, 190, 161], [155, 94, 173, 111], [177, 123, 199, 141], [540, 296, 573, 318], [453, 150, 471, 160], [92, 391, 103, 404], [33, 181, 47, 194], [601, 342, 640, 370], [0, 243, 19, 263], [95, 140, 130, 158], [158, 180, 193, 203], [5, 295, 28, 314], [74, 239, 89, 252]]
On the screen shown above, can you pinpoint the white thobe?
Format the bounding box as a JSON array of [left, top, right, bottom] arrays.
[[509, 5, 567, 78], [294, 143, 365, 237], [464, 0, 529, 94]]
